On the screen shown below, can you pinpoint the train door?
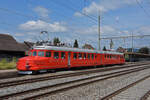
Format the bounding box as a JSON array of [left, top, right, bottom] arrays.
[[100, 53, 103, 65], [68, 52, 71, 67]]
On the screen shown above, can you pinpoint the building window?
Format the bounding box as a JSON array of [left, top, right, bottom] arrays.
[[38, 51, 45, 57], [73, 53, 77, 59], [46, 52, 51, 57], [54, 52, 59, 59], [61, 52, 65, 59]]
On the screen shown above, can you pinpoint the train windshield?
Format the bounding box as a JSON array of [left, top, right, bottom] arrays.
[[38, 51, 45, 57]]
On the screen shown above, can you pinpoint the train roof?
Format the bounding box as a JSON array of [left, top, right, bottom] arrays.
[[33, 45, 124, 55]]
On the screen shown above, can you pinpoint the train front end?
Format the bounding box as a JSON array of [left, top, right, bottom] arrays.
[[17, 49, 47, 74]]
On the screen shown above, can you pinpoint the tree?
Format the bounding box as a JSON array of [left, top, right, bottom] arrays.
[[73, 39, 79, 48], [53, 37, 60, 46], [103, 46, 106, 51], [110, 39, 114, 49], [138, 47, 149, 54]]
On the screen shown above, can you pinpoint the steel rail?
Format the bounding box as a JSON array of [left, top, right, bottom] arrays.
[[1, 65, 149, 100], [21, 66, 150, 100], [0, 62, 149, 89], [101, 75, 150, 100], [140, 90, 150, 100]]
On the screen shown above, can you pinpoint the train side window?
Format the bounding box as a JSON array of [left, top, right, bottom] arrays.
[[95, 54, 97, 59], [38, 51, 45, 57], [46, 52, 51, 57], [84, 53, 86, 59], [29, 52, 32, 56], [88, 54, 90, 59], [33, 51, 37, 56], [54, 52, 59, 59], [110, 55, 112, 59], [61, 52, 65, 59], [73, 53, 77, 59], [79, 53, 82, 59], [92, 54, 94, 59], [107, 55, 109, 58]]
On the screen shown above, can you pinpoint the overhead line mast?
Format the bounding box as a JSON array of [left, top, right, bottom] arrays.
[[98, 10, 101, 50]]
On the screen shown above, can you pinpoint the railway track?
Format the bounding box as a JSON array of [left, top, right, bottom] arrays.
[[141, 90, 150, 100], [0, 62, 149, 88], [101, 75, 150, 100], [0, 64, 150, 100]]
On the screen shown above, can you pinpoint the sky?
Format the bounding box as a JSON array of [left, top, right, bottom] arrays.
[[0, 0, 150, 50]]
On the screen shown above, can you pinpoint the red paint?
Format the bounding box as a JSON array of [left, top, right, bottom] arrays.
[[17, 49, 125, 72]]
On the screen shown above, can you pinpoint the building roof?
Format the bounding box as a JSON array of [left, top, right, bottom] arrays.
[[82, 44, 94, 50], [0, 34, 29, 52]]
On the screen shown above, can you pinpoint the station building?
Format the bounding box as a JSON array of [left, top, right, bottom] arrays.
[[0, 34, 33, 61]]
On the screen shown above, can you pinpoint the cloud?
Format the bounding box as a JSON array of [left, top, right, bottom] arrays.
[[135, 26, 150, 34], [14, 33, 25, 37], [34, 6, 49, 19], [75, 0, 141, 16], [75, 25, 122, 36], [19, 20, 67, 32], [74, 12, 83, 17]]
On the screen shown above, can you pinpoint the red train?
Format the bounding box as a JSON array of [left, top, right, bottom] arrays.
[[17, 45, 125, 74]]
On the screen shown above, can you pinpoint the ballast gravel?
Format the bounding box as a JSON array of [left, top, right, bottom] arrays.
[[0, 65, 143, 100], [0, 64, 149, 100], [0, 64, 142, 96], [0, 62, 137, 83], [39, 67, 150, 100], [112, 77, 150, 100]]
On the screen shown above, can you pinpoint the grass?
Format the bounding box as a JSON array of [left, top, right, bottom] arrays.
[[0, 58, 16, 70]]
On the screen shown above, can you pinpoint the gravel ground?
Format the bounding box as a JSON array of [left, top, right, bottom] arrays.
[[0, 64, 142, 98], [0, 66, 146, 100], [0, 64, 149, 100], [0, 62, 137, 83], [39, 67, 150, 100], [0, 63, 141, 84], [112, 77, 150, 100]]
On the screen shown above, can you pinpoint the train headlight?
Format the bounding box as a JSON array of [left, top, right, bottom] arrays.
[[26, 61, 30, 70]]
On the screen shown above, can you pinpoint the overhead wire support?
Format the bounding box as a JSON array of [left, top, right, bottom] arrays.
[[100, 34, 150, 39], [98, 10, 101, 50]]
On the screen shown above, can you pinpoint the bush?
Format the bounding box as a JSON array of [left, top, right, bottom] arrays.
[[0, 58, 16, 70]]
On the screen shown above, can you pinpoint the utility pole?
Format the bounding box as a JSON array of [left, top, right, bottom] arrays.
[[132, 32, 133, 52], [98, 11, 101, 50]]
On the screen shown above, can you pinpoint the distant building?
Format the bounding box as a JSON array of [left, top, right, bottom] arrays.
[[0, 34, 32, 61], [116, 47, 127, 53], [82, 44, 94, 50]]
